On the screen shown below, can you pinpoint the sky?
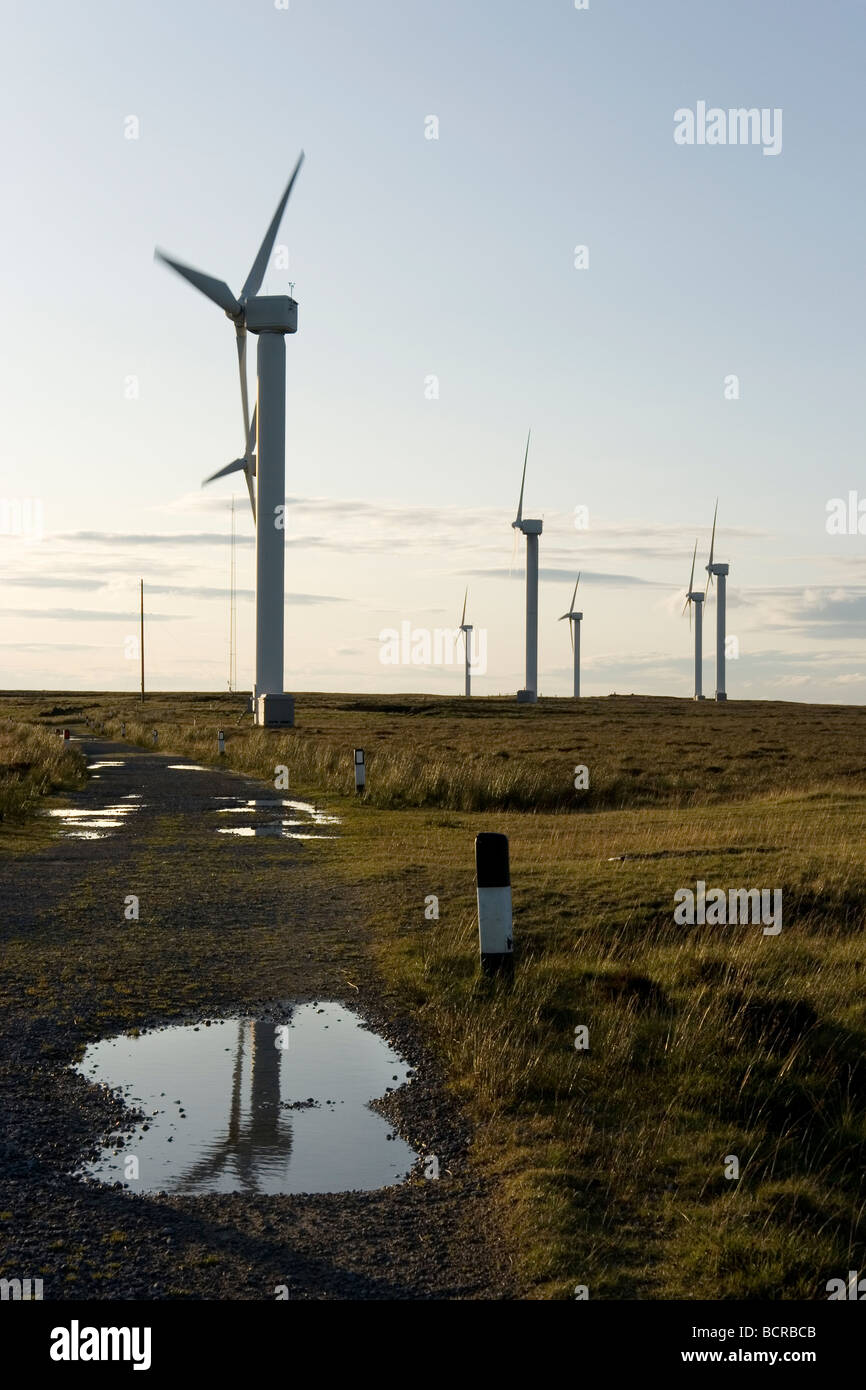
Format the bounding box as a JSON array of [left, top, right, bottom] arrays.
[[1, 0, 865, 700]]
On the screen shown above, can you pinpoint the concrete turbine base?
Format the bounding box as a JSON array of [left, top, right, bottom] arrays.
[[516, 689, 538, 704], [256, 693, 296, 727], [715, 693, 728, 703]]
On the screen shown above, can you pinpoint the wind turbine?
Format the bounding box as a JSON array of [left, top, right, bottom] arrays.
[[558, 574, 583, 697], [511, 431, 543, 703], [457, 588, 473, 697], [683, 541, 705, 700], [704, 500, 729, 702], [155, 153, 305, 727]]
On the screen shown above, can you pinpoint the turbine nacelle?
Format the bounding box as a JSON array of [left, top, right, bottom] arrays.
[[707, 562, 729, 577], [513, 518, 543, 535], [686, 590, 705, 603], [245, 295, 299, 335]]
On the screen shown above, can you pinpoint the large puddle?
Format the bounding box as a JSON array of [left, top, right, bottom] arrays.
[[74, 1004, 418, 1195]]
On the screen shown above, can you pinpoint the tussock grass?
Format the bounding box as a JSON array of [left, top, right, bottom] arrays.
[[0, 721, 86, 823]]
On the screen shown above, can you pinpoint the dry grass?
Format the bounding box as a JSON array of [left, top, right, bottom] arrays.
[[0, 721, 86, 823]]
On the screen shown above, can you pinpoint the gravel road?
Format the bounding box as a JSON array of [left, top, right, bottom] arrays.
[[0, 733, 515, 1300]]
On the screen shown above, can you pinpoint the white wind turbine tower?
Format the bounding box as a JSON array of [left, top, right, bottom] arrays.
[[682, 540, 705, 700], [155, 153, 305, 727], [558, 574, 583, 697], [457, 588, 473, 697], [704, 499, 729, 702], [511, 431, 543, 703]]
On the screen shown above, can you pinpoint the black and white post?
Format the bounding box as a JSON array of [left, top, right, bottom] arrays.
[[354, 748, 366, 794], [475, 833, 514, 974], [218, 729, 225, 756]]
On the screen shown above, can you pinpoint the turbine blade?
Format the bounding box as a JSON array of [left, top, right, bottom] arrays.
[[236, 326, 251, 452], [708, 498, 718, 569], [203, 457, 247, 485], [241, 152, 305, 303], [558, 613, 570, 621], [570, 576, 579, 611], [575, 571, 581, 593], [515, 429, 530, 524], [570, 619, 574, 652], [154, 250, 240, 315], [460, 586, 467, 629], [688, 539, 697, 595], [235, 326, 257, 519]]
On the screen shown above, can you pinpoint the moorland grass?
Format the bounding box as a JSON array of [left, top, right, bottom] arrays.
[[3, 689, 865, 1297], [0, 720, 86, 826]]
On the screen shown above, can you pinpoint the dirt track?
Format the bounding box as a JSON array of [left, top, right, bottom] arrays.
[[0, 734, 515, 1299]]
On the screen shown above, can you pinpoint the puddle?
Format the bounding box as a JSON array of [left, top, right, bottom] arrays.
[[217, 824, 337, 840], [74, 1004, 418, 1195], [87, 761, 125, 771], [212, 797, 340, 840], [44, 800, 141, 840], [167, 765, 211, 772]]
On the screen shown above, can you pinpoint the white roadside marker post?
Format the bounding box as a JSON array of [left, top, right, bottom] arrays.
[[354, 748, 366, 794], [218, 729, 225, 756], [152, 730, 158, 746], [120, 722, 126, 738], [475, 832, 514, 975]]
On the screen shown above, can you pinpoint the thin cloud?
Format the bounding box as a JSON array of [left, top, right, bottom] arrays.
[[468, 567, 668, 588], [1, 608, 184, 622]]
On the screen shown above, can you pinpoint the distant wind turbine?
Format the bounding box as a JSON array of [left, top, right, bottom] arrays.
[[558, 574, 583, 697], [456, 588, 473, 697], [511, 431, 543, 703], [704, 499, 729, 702], [155, 153, 305, 727], [682, 541, 705, 700]]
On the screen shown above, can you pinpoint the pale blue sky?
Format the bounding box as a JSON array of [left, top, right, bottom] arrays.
[[2, 0, 865, 698]]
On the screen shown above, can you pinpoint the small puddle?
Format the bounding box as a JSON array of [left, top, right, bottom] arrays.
[[217, 825, 337, 840], [87, 761, 125, 771], [212, 797, 340, 840], [45, 795, 141, 840], [167, 765, 211, 772], [74, 1004, 418, 1195]]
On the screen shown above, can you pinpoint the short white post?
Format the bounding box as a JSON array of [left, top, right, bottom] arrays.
[[120, 722, 126, 737], [476, 832, 514, 975], [218, 729, 225, 756], [152, 729, 158, 745], [354, 748, 366, 793]]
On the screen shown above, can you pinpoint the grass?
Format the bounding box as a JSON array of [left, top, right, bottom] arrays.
[[2, 688, 866, 1298], [0, 719, 86, 829]]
